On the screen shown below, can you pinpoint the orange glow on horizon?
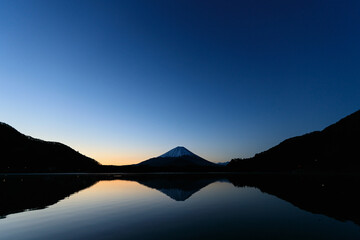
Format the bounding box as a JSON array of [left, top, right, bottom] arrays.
[[86, 152, 150, 166]]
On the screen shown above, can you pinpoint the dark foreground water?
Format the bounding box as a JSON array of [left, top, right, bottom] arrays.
[[0, 174, 359, 240]]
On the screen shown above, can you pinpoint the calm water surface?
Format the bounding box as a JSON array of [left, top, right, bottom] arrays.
[[0, 174, 359, 240]]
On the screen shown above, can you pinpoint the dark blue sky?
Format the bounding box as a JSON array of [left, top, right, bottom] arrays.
[[1, 0, 359, 164]]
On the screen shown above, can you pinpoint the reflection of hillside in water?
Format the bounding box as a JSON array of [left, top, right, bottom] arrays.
[[0, 175, 100, 218], [0, 174, 224, 219], [1, 174, 360, 226], [122, 174, 360, 226], [228, 174, 360, 226], [119, 174, 226, 201]]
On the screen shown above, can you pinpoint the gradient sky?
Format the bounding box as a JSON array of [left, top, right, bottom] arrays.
[[1, 0, 359, 165]]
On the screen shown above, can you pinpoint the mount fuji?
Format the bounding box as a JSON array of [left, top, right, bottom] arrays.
[[138, 146, 217, 168], [159, 146, 198, 158]]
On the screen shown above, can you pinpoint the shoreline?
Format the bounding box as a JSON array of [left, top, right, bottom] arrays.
[[1, 171, 360, 177]]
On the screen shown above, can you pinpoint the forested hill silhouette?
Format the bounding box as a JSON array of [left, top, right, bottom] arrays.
[[0, 122, 100, 172], [228, 109, 360, 172]]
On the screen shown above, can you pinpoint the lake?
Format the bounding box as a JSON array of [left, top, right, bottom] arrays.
[[0, 174, 359, 240]]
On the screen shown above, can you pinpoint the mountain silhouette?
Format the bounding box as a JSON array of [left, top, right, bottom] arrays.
[[228, 109, 360, 172], [0, 122, 100, 172], [138, 146, 217, 168]]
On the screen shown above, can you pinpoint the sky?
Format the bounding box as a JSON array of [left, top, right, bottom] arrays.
[[0, 0, 359, 165]]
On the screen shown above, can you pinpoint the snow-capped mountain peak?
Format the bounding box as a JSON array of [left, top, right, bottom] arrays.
[[138, 146, 217, 167], [159, 146, 197, 158]]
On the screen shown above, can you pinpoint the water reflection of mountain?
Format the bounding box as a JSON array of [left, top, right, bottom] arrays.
[[228, 174, 360, 226], [0, 175, 100, 218], [118, 174, 226, 201], [1, 174, 359, 227], [122, 174, 360, 226], [0, 174, 224, 219]]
